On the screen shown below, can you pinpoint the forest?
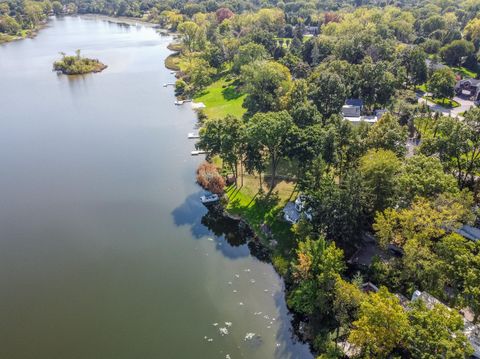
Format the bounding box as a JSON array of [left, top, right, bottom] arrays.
[[2, 0, 480, 357]]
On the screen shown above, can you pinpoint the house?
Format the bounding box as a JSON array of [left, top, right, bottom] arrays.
[[411, 290, 443, 309], [361, 282, 379, 293], [412, 290, 480, 358], [455, 78, 480, 101], [342, 99, 363, 118], [348, 233, 397, 267], [426, 58, 447, 72], [341, 99, 383, 124], [283, 195, 312, 224], [456, 224, 480, 242], [303, 25, 319, 36]]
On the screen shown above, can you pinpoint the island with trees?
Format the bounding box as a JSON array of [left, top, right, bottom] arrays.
[[3, 0, 480, 357], [53, 50, 107, 75]]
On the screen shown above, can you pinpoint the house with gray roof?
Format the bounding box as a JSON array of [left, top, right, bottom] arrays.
[[455, 78, 480, 101]]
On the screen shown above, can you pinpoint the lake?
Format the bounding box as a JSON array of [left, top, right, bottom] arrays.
[[0, 16, 312, 359]]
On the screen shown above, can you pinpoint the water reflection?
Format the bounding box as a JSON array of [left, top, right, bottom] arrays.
[[171, 191, 210, 238]]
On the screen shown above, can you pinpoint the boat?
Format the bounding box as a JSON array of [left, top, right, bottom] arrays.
[[201, 194, 219, 204], [188, 132, 200, 139], [163, 83, 175, 87], [191, 150, 206, 155], [174, 100, 184, 105]]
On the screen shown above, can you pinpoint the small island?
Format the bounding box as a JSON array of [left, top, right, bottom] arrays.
[[53, 50, 107, 75]]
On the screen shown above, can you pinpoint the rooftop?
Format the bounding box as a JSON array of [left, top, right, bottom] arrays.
[[283, 202, 300, 224], [456, 225, 480, 242], [345, 98, 364, 107]]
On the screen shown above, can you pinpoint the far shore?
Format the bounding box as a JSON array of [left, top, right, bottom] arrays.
[[79, 14, 163, 30]]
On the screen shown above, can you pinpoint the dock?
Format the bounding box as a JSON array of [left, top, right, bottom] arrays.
[[191, 150, 206, 156], [188, 132, 200, 139]]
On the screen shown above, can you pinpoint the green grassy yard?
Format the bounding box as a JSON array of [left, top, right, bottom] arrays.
[[225, 174, 299, 269], [425, 96, 460, 108], [451, 66, 479, 79], [194, 78, 247, 119]]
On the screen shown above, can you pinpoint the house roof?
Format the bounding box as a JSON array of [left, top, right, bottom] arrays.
[[283, 202, 300, 224], [411, 290, 444, 309], [345, 98, 363, 107], [426, 59, 447, 71], [456, 225, 480, 242]]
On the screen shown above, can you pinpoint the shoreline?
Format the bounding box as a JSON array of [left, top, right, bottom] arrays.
[[79, 14, 164, 30], [0, 20, 48, 45], [163, 36, 314, 354]]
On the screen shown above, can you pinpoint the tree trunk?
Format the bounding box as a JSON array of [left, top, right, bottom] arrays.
[[269, 156, 276, 194], [240, 161, 244, 187]]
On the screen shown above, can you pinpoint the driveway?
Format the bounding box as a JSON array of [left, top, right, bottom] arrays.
[[417, 93, 475, 119]]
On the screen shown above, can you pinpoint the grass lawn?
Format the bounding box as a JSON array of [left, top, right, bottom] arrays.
[[425, 96, 460, 108], [451, 66, 479, 79], [416, 83, 427, 93], [225, 174, 299, 268], [194, 77, 247, 119]]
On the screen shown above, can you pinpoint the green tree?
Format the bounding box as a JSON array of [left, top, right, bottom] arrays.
[[247, 111, 294, 192], [333, 277, 364, 340], [464, 17, 480, 49], [356, 58, 397, 109], [241, 60, 292, 114], [288, 236, 345, 316], [308, 170, 366, 246], [427, 68, 456, 104], [399, 46, 427, 87], [359, 149, 401, 217], [436, 234, 480, 322], [183, 57, 215, 91], [420, 109, 480, 189], [232, 42, 269, 73], [373, 192, 474, 249], [52, 1, 63, 15], [440, 40, 475, 66], [308, 70, 347, 119], [198, 115, 246, 185], [366, 113, 408, 157], [349, 287, 409, 358], [407, 300, 473, 358], [398, 154, 458, 206], [0, 15, 21, 35], [177, 21, 205, 52]]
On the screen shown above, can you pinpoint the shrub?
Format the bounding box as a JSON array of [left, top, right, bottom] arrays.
[[196, 161, 225, 194]]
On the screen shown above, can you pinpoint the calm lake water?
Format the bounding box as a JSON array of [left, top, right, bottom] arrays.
[[0, 16, 312, 359]]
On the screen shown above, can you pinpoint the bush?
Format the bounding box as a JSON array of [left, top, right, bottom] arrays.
[[196, 161, 225, 194], [272, 255, 289, 276]]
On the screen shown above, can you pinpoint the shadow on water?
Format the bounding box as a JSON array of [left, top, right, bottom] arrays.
[[171, 191, 210, 238], [171, 190, 252, 259], [201, 205, 252, 259]]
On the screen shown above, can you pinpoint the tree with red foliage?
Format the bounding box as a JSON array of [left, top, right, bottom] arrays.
[[196, 161, 225, 194], [215, 7, 234, 23], [323, 12, 341, 25]]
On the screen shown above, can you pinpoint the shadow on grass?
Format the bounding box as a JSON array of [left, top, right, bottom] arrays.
[[222, 85, 244, 101], [195, 89, 210, 98]]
